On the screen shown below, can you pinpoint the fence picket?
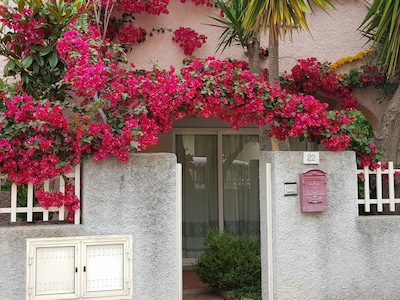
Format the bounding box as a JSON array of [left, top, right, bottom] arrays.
[[0, 165, 81, 224], [27, 183, 34, 222], [59, 175, 65, 221], [389, 162, 395, 211], [42, 180, 50, 222], [11, 183, 17, 222], [363, 166, 371, 212], [376, 167, 383, 212], [73, 164, 81, 225]]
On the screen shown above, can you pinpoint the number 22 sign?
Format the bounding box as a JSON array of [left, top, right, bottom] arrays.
[[303, 152, 320, 164]]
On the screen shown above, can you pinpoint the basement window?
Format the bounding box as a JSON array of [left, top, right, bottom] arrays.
[[26, 235, 132, 300]]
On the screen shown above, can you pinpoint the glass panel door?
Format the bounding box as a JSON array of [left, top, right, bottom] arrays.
[[176, 131, 260, 260]]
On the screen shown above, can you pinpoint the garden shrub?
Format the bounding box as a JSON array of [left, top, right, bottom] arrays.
[[192, 229, 261, 291], [232, 284, 262, 300]]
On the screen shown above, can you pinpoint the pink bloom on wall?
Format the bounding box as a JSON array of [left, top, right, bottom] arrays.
[[172, 27, 207, 56]]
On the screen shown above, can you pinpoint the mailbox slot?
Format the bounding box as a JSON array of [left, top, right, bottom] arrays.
[[300, 169, 327, 212]]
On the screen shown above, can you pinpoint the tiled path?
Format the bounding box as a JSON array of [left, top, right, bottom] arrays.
[[183, 270, 225, 300], [183, 293, 225, 300]]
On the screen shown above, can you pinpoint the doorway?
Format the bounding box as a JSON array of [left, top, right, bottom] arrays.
[[174, 129, 260, 264]]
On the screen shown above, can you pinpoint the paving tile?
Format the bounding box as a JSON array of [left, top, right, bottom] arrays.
[[183, 292, 226, 300]]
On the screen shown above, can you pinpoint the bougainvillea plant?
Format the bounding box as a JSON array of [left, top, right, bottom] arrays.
[[36, 183, 80, 222], [96, 0, 209, 54], [172, 27, 207, 56], [281, 58, 360, 109], [0, 0, 385, 222]]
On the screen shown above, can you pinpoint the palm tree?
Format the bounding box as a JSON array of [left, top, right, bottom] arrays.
[[210, 0, 334, 150], [242, 0, 334, 84], [359, 0, 400, 164]]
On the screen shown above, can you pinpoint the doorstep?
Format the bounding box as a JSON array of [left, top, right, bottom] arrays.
[[183, 270, 215, 295]]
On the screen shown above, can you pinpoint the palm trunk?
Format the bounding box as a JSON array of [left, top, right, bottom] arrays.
[[268, 33, 280, 85], [260, 34, 290, 151], [374, 84, 400, 165], [247, 36, 262, 74]]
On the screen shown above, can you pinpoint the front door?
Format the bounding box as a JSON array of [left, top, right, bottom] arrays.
[[174, 129, 260, 264]]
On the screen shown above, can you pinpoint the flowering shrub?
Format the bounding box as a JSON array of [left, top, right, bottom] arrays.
[[340, 65, 385, 88], [282, 58, 386, 166], [0, 93, 77, 186], [0, 0, 84, 100], [172, 27, 207, 56], [36, 184, 80, 222], [282, 57, 359, 109], [340, 109, 384, 168], [58, 18, 353, 153]]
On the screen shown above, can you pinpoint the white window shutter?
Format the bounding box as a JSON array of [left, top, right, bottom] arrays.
[[85, 244, 124, 292], [35, 246, 76, 295]]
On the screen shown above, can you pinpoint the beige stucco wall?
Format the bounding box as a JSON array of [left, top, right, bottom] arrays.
[[0, 57, 7, 80], [130, 0, 370, 72]]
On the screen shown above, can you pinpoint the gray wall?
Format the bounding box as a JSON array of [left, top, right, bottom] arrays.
[[0, 153, 181, 300], [260, 151, 400, 300]]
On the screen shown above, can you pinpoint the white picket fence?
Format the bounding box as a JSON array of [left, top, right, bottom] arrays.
[[357, 162, 400, 213], [0, 165, 81, 225]]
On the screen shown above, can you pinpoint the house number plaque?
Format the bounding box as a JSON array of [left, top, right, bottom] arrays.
[[303, 152, 319, 165]]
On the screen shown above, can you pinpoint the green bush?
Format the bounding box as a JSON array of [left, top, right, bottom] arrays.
[[192, 229, 261, 291], [232, 284, 262, 300]]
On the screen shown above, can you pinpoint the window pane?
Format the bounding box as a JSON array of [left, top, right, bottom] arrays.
[[223, 135, 260, 236], [176, 135, 218, 258]]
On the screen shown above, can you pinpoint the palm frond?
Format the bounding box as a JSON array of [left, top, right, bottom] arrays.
[[206, 0, 250, 52], [359, 0, 400, 76]]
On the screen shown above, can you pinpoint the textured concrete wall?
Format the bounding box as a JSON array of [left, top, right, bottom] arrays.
[[0, 153, 180, 300], [260, 151, 400, 300]]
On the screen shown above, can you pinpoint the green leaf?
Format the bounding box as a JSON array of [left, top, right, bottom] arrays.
[[38, 45, 54, 56], [33, 62, 40, 74], [21, 72, 30, 84], [48, 52, 59, 68], [55, 161, 67, 169], [21, 55, 34, 68], [4, 60, 16, 76]]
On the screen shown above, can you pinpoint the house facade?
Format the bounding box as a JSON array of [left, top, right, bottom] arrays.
[[0, 0, 387, 265], [127, 0, 385, 264]]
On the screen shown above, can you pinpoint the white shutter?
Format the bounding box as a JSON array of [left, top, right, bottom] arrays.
[[35, 246, 76, 295], [85, 244, 124, 292]]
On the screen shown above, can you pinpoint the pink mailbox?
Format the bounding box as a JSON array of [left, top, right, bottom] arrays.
[[300, 169, 327, 212]]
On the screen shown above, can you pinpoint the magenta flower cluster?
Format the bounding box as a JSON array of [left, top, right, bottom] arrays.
[[36, 184, 80, 222], [0, 5, 45, 51], [0, 93, 77, 186], [282, 58, 359, 109], [172, 27, 207, 56]]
